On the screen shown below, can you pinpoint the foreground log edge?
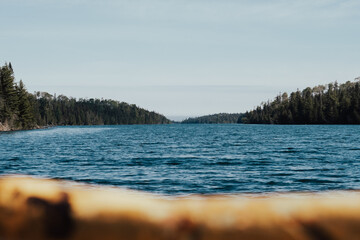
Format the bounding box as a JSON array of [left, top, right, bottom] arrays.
[[1, 176, 360, 239]]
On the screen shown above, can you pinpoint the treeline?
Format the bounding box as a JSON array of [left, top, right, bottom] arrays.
[[0, 63, 170, 130], [182, 113, 243, 124], [29, 93, 170, 126], [241, 79, 360, 124], [0, 63, 34, 130]]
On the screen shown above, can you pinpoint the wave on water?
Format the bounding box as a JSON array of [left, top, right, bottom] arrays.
[[1, 124, 360, 195]]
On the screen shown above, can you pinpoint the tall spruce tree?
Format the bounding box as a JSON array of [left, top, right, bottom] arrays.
[[16, 80, 34, 129], [0, 63, 18, 122]]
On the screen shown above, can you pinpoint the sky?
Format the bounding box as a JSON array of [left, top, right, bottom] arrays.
[[1, 0, 360, 120]]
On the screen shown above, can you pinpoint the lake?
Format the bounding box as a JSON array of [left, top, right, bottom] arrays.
[[1, 124, 360, 195]]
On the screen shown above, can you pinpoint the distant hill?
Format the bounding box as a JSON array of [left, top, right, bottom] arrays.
[[182, 113, 243, 124], [242, 79, 360, 124], [0, 63, 170, 131]]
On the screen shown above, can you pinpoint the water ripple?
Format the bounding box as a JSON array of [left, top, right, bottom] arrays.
[[1, 124, 360, 195]]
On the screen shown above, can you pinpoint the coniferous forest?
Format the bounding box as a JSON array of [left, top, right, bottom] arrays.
[[240, 79, 360, 124], [2, 62, 360, 129], [0, 63, 170, 131], [182, 113, 243, 124]]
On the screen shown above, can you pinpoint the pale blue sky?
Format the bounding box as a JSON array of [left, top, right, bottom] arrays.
[[1, 0, 360, 120]]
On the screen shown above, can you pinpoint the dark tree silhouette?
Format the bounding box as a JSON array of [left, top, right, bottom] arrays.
[[0, 63, 170, 130], [241, 79, 360, 124]]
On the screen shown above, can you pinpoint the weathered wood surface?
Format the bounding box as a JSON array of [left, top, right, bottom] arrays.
[[1, 176, 360, 239]]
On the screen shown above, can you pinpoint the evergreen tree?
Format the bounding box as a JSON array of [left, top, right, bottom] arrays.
[[182, 113, 243, 124], [16, 80, 34, 129], [0, 63, 18, 121], [243, 79, 360, 125], [0, 62, 171, 130]]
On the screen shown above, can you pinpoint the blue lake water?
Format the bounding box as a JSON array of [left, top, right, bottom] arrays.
[[1, 124, 360, 195]]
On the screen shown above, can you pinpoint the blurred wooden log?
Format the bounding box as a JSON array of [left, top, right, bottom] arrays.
[[1, 176, 360, 239]]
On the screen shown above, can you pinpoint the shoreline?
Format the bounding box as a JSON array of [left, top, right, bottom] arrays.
[[0, 122, 48, 132], [0, 122, 178, 132]]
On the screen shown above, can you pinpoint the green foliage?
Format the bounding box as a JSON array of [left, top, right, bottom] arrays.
[[0, 62, 170, 130], [0, 63, 18, 121], [182, 113, 243, 124], [29, 93, 171, 126], [243, 79, 360, 124], [16, 80, 34, 129]]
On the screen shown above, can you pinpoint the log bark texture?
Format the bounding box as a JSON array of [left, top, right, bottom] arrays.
[[1, 176, 360, 240]]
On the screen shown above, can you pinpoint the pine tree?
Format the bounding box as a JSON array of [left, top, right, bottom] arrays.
[[16, 80, 34, 129], [0, 63, 18, 122]]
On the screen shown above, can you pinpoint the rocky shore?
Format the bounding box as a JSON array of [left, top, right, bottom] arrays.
[[0, 121, 45, 132], [0, 122, 11, 131]]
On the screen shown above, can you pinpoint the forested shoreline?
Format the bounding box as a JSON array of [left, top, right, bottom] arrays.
[[182, 113, 243, 124], [240, 79, 360, 124], [2, 62, 360, 129], [0, 63, 170, 131]]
